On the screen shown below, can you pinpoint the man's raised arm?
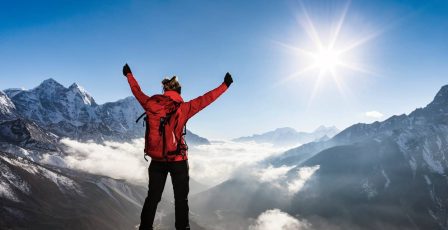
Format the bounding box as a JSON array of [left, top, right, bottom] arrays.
[[183, 72, 233, 120], [123, 63, 150, 108]]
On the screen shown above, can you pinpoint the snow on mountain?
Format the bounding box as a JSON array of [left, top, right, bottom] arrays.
[[5, 78, 98, 128], [4, 78, 210, 144], [233, 126, 339, 147], [0, 90, 17, 120], [98, 96, 144, 139]]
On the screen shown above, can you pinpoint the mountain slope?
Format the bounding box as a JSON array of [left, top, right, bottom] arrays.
[[0, 151, 147, 229], [0, 90, 17, 120], [285, 85, 448, 229]]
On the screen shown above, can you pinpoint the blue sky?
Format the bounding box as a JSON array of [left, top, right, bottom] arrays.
[[1, 0, 448, 139]]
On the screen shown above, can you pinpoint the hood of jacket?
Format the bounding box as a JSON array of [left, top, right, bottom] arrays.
[[163, 90, 184, 103]]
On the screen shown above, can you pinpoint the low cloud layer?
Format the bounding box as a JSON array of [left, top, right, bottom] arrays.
[[189, 141, 287, 185], [249, 209, 311, 230], [52, 138, 149, 184], [51, 138, 287, 186]]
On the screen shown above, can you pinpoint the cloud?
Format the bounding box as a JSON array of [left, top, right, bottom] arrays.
[[365, 111, 384, 119], [287, 165, 320, 194], [188, 141, 287, 185], [249, 209, 311, 230], [254, 165, 296, 183], [50, 138, 287, 186], [49, 138, 149, 184]]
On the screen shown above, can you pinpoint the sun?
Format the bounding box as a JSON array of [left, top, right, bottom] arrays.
[[276, 1, 378, 103], [312, 47, 342, 72]]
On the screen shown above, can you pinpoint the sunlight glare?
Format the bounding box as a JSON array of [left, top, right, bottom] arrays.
[[313, 47, 341, 72], [276, 0, 379, 105]]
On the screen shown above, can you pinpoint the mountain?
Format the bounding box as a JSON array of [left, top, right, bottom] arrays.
[[4, 78, 210, 144], [1, 90, 61, 161], [0, 78, 215, 229], [0, 90, 17, 120], [192, 84, 448, 230], [0, 151, 147, 229], [186, 130, 211, 145], [233, 126, 339, 147]]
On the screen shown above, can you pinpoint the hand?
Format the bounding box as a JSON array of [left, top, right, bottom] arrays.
[[122, 63, 132, 77], [224, 72, 233, 87]]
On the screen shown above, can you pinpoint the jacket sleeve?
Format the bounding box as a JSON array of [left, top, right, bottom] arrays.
[[183, 82, 228, 120], [126, 73, 151, 108]]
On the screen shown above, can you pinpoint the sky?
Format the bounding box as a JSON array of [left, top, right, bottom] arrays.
[[1, 0, 448, 139]]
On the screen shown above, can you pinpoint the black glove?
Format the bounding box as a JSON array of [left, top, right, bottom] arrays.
[[122, 63, 132, 77], [224, 72, 233, 87]]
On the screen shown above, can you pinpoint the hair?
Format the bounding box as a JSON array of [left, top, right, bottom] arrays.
[[162, 76, 181, 94]]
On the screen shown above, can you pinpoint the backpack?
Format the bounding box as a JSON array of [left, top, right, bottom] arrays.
[[136, 95, 188, 161]]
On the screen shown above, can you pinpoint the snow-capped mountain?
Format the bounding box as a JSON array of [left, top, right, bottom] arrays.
[[192, 84, 448, 230], [0, 151, 148, 229], [233, 126, 339, 147], [1, 90, 61, 161], [5, 79, 98, 127], [0, 90, 17, 120], [4, 78, 210, 144]]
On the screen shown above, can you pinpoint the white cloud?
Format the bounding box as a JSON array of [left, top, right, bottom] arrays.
[[249, 209, 311, 230], [188, 141, 287, 185], [254, 165, 296, 183], [53, 138, 287, 186], [55, 138, 149, 184], [365, 111, 384, 119], [287, 165, 320, 194]]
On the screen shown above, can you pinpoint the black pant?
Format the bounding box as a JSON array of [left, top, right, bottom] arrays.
[[139, 160, 190, 230]]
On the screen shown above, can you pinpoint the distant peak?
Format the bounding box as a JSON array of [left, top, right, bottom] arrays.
[[274, 127, 296, 132], [42, 78, 60, 84], [434, 85, 448, 102], [69, 82, 89, 95], [314, 125, 337, 132], [430, 84, 448, 106], [37, 78, 64, 89], [68, 82, 95, 105], [69, 82, 81, 90]]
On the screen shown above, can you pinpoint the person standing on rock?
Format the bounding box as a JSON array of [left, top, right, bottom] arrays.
[[123, 63, 233, 230]]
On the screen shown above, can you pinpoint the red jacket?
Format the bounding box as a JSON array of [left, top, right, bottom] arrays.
[[127, 73, 228, 161]]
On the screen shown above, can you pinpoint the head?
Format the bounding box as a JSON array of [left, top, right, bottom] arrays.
[[162, 76, 182, 94]]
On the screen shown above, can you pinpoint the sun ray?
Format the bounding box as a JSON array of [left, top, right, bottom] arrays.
[[329, 0, 351, 49], [274, 64, 319, 87], [329, 69, 349, 100], [307, 70, 325, 109], [337, 61, 377, 76], [274, 41, 317, 58], [337, 31, 380, 54], [298, 0, 324, 50], [276, 0, 380, 104]]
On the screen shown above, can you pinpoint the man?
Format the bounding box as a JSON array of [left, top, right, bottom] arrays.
[[123, 63, 233, 230]]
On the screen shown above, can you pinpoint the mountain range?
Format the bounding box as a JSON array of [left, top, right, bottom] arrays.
[[233, 126, 339, 147], [190, 84, 448, 230], [1, 78, 209, 145], [3, 78, 448, 229]]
